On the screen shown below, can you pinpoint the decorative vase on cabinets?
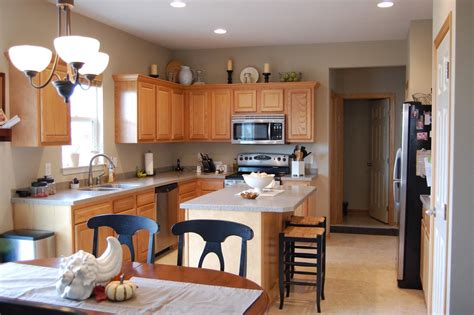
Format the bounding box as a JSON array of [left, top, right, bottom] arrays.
[[179, 66, 193, 86]]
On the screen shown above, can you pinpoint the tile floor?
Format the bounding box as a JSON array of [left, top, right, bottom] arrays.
[[155, 233, 426, 314], [336, 211, 393, 229], [269, 233, 426, 314]]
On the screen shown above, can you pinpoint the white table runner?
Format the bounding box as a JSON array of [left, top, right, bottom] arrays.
[[0, 263, 262, 314]]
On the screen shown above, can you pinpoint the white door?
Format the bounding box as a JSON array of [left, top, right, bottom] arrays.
[[369, 99, 390, 223], [431, 22, 451, 314]]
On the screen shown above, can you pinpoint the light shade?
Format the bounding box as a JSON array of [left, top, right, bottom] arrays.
[[214, 28, 227, 34], [170, 0, 186, 8], [8, 45, 52, 72], [377, 1, 394, 8], [54, 36, 100, 64], [79, 52, 109, 75]]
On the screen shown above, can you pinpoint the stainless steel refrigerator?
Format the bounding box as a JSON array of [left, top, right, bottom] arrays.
[[393, 101, 431, 289]]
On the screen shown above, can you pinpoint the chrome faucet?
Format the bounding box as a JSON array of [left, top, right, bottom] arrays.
[[88, 154, 116, 186]]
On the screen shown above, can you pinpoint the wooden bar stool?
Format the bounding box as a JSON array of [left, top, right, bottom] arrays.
[[279, 226, 325, 313], [287, 215, 327, 298]]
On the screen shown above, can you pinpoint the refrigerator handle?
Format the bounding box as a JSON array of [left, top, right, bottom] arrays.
[[393, 148, 402, 212]]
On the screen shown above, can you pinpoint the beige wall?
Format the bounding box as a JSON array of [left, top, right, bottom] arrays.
[[331, 66, 406, 150], [0, 0, 172, 232], [343, 100, 371, 211], [172, 41, 406, 221], [406, 20, 433, 100]]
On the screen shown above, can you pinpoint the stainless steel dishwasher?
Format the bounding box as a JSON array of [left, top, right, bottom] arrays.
[[155, 183, 178, 254]]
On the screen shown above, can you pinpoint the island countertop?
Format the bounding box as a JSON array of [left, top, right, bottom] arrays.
[[180, 184, 316, 213]]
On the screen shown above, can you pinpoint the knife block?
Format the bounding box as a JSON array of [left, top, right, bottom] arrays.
[[291, 161, 305, 177], [202, 159, 216, 173]]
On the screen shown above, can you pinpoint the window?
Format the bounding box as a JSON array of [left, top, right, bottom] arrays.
[[62, 86, 103, 170]]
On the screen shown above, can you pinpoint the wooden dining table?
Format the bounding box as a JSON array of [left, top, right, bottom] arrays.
[[0, 258, 270, 315]]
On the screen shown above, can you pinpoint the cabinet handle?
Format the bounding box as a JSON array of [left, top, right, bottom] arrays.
[[425, 208, 436, 217]]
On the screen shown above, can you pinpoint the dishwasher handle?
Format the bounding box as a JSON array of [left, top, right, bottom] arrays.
[[155, 183, 178, 193]]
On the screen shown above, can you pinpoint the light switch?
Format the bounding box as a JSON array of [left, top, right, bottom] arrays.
[[45, 162, 52, 176]]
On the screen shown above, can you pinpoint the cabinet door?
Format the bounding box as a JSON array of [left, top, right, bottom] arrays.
[[286, 88, 313, 142], [178, 191, 197, 222], [75, 223, 114, 256], [137, 203, 156, 262], [172, 89, 185, 140], [211, 89, 231, 140], [259, 89, 284, 112], [137, 82, 156, 141], [156, 87, 172, 140], [188, 91, 209, 140], [39, 69, 71, 145], [233, 89, 257, 113]]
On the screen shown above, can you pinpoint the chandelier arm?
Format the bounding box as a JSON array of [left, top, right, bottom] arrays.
[[28, 53, 60, 89]]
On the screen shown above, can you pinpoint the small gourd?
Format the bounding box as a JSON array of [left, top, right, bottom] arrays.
[[105, 274, 137, 302]]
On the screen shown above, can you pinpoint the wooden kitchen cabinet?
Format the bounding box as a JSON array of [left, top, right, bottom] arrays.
[[259, 88, 284, 112], [178, 180, 198, 222], [9, 63, 71, 146], [187, 90, 209, 140], [172, 89, 185, 140], [286, 88, 314, 142], [137, 82, 157, 141], [156, 86, 173, 140], [74, 222, 114, 256], [197, 179, 224, 196], [211, 89, 232, 140], [282, 178, 318, 217], [137, 203, 157, 262], [233, 89, 257, 113]]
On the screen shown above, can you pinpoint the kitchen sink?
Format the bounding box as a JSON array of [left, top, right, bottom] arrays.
[[78, 183, 142, 192]]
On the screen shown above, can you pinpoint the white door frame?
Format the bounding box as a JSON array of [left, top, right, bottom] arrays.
[[429, 12, 452, 315]]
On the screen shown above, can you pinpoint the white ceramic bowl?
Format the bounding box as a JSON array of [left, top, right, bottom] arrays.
[[242, 174, 275, 193]]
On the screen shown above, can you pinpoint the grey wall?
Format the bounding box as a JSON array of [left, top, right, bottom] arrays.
[[172, 41, 407, 218], [0, 0, 173, 232], [343, 100, 371, 211]]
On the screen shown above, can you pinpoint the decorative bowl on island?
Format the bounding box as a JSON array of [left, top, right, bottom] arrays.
[[242, 172, 275, 193]]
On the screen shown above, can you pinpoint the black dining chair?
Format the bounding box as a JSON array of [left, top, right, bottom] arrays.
[[171, 219, 254, 277], [87, 214, 159, 264]]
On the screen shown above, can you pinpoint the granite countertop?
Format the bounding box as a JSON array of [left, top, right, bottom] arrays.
[[281, 173, 318, 182], [181, 184, 316, 213], [11, 171, 227, 206], [420, 195, 431, 209]]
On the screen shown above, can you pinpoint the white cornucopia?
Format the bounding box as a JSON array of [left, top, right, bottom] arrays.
[[56, 236, 123, 300]]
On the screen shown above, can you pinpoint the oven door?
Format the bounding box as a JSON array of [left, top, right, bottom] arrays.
[[231, 115, 285, 144]]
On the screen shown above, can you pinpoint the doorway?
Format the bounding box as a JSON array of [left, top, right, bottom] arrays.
[[330, 93, 396, 233]]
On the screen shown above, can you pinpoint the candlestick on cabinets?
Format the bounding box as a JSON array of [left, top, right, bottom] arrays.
[[227, 70, 233, 84], [263, 73, 271, 83], [263, 63, 270, 73], [227, 59, 233, 71]]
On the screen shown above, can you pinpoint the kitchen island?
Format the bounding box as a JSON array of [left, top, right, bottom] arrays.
[[180, 184, 317, 299]]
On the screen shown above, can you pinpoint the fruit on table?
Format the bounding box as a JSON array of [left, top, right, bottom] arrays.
[[136, 169, 147, 178], [105, 274, 137, 302]]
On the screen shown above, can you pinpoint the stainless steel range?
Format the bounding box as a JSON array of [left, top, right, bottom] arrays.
[[224, 153, 290, 187]]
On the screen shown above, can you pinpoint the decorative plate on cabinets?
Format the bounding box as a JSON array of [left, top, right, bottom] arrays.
[[240, 67, 259, 84]]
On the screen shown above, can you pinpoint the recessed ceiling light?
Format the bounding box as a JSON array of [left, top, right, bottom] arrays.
[[377, 1, 394, 8], [170, 0, 186, 8], [214, 28, 227, 35]]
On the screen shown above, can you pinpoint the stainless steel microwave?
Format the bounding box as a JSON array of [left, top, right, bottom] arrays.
[[231, 115, 285, 144]]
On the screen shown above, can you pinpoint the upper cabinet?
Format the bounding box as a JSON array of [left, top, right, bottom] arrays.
[[211, 89, 232, 140], [9, 63, 71, 147], [286, 87, 314, 142], [187, 90, 209, 140], [114, 75, 318, 144]]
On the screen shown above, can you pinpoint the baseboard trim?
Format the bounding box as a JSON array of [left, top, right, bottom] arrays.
[[330, 225, 399, 236]]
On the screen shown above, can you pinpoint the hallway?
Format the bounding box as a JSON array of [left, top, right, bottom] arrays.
[[269, 233, 426, 314]]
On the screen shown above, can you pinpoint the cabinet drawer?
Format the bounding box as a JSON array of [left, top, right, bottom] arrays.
[[113, 195, 136, 213], [74, 202, 112, 224], [136, 190, 155, 206], [199, 179, 224, 191], [179, 191, 198, 204], [179, 180, 197, 195]]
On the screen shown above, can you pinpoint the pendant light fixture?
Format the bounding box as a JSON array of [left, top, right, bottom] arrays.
[[8, 0, 109, 103]]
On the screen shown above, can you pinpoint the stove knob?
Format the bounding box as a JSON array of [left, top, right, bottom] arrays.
[[245, 157, 248, 160], [239, 157, 243, 161], [249, 157, 253, 160], [277, 157, 281, 161], [283, 158, 287, 162]]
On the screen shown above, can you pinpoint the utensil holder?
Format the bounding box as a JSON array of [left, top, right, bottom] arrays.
[[291, 161, 305, 177]]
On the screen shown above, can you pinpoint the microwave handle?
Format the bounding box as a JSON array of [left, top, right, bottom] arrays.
[[268, 124, 272, 140]]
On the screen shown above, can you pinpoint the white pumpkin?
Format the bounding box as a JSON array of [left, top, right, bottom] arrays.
[[105, 274, 137, 302]]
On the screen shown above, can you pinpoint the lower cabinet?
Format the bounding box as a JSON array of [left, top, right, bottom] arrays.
[[177, 178, 224, 221], [72, 189, 156, 263], [281, 178, 317, 216]]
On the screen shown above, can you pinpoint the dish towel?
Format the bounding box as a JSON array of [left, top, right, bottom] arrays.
[[0, 263, 262, 315]]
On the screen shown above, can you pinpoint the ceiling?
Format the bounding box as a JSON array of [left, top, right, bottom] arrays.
[[69, 0, 432, 50]]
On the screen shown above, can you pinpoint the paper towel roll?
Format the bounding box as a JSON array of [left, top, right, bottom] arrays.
[[145, 152, 154, 175]]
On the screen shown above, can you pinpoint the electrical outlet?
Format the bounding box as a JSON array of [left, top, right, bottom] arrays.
[[45, 162, 52, 176]]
